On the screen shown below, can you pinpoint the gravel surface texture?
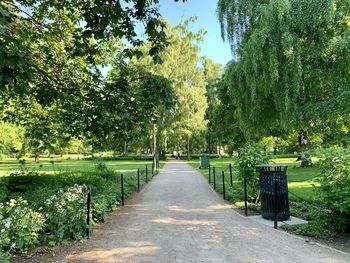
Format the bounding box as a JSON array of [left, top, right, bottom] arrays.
[[16, 160, 350, 263]]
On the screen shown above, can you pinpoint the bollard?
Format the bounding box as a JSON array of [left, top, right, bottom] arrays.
[[244, 177, 248, 216], [137, 168, 140, 192], [208, 165, 211, 184], [146, 165, 148, 183], [86, 187, 91, 238], [121, 174, 125, 206], [213, 166, 216, 190], [274, 180, 278, 229], [222, 171, 226, 200], [229, 163, 233, 187]]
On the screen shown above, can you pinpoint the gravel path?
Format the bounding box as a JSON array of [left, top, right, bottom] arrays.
[[20, 160, 350, 263]]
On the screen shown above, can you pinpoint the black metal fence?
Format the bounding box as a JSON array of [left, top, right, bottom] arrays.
[[86, 163, 160, 238], [207, 163, 282, 229]]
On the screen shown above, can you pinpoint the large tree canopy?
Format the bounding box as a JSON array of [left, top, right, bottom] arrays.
[[133, 18, 210, 153], [217, 0, 350, 139], [0, 0, 186, 154], [0, 0, 185, 121]]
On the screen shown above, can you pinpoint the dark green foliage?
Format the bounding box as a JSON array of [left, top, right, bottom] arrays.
[[317, 153, 350, 214], [0, 176, 8, 202], [0, 1, 179, 158], [236, 144, 270, 201], [0, 169, 145, 244], [216, 0, 350, 139], [283, 201, 350, 237]]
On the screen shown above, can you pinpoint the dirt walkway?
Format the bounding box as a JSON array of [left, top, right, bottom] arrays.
[[19, 160, 350, 262]]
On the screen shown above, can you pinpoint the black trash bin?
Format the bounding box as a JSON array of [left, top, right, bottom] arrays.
[[256, 164, 290, 221]]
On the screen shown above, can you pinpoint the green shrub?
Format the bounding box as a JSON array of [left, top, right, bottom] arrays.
[[1, 168, 143, 252], [42, 185, 87, 243], [0, 177, 9, 202], [0, 198, 45, 256], [287, 200, 350, 237], [281, 216, 349, 237], [94, 161, 109, 172], [5, 172, 120, 223], [311, 147, 350, 159], [317, 154, 350, 214], [236, 144, 270, 201]]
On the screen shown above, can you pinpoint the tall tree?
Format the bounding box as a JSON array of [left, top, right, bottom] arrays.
[[217, 0, 350, 142], [1, 0, 187, 157], [202, 57, 222, 153], [133, 18, 209, 159]]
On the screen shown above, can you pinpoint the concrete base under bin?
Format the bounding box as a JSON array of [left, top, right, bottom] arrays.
[[250, 215, 308, 227]]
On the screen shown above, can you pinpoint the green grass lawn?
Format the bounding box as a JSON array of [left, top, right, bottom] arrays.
[[188, 156, 320, 202], [0, 156, 160, 176]]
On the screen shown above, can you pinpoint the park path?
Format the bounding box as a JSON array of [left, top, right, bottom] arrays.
[[23, 160, 350, 263]]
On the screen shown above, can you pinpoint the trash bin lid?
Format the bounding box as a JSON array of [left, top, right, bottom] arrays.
[[256, 163, 288, 171], [256, 164, 288, 168]]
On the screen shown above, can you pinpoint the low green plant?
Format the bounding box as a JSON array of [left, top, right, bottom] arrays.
[[317, 154, 350, 214], [0, 198, 45, 257], [236, 144, 270, 201], [42, 185, 87, 243], [0, 177, 8, 202], [94, 161, 109, 172], [0, 167, 147, 255], [286, 200, 350, 237]]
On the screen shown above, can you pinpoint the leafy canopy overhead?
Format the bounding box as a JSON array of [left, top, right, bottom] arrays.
[[217, 0, 350, 139], [0, 0, 187, 113]]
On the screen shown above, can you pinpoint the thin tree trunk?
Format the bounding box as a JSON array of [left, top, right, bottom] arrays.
[[153, 124, 158, 172], [124, 141, 127, 156], [208, 127, 212, 153], [299, 129, 312, 167], [35, 152, 39, 163]]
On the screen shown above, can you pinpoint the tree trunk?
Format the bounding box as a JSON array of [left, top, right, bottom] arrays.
[[124, 141, 127, 156], [91, 147, 95, 159], [34, 152, 39, 163], [152, 124, 158, 173], [299, 129, 312, 167], [208, 127, 212, 154]]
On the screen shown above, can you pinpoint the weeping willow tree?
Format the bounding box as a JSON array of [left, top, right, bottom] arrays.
[[217, 0, 350, 142]]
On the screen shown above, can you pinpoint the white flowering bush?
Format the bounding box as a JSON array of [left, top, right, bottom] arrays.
[[0, 197, 45, 257], [43, 184, 88, 242]]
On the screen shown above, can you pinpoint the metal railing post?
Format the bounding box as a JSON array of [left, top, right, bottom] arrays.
[[208, 165, 211, 184], [213, 166, 216, 190], [86, 187, 91, 238], [244, 177, 248, 216], [274, 180, 278, 229], [121, 174, 125, 206], [137, 168, 140, 192], [222, 171, 226, 200]]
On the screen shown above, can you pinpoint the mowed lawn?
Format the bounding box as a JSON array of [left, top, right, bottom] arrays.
[[188, 156, 320, 202], [0, 156, 157, 176], [1, 156, 320, 201]]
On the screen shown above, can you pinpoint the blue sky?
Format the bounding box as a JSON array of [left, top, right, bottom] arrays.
[[157, 0, 232, 66]]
